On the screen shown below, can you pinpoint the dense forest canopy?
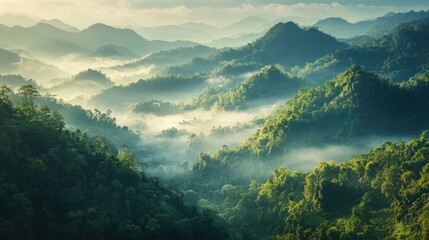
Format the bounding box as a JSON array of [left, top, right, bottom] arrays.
[[0, 86, 228, 239]]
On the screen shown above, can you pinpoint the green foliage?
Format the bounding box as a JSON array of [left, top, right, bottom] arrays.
[[0, 88, 229, 239], [133, 99, 181, 115], [37, 95, 139, 149], [166, 22, 345, 76], [197, 134, 429, 239], [242, 65, 429, 157], [73, 69, 112, 83], [211, 22, 345, 70], [187, 66, 303, 111], [300, 18, 429, 83]]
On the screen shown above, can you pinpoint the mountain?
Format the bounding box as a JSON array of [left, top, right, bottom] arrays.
[[179, 22, 218, 32], [219, 22, 344, 70], [0, 48, 67, 85], [314, 17, 360, 38], [39, 19, 79, 32], [135, 18, 270, 44], [186, 66, 303, 111], [237, 22, 345, 67], [167, 22, 346, 76], [36, 96, 140, 149], [136, 24, 215, 43], [193, 65, 429, 178], [90, 75, 207, 111], [0, 13, 37, 27], [243, 65, 429, 156], [300, 17, 429, 83], [87, 44, 139, 59], [0, 74, 40, 91], [25, 23, 89, 57], [75, 23, 150, 54], [314, 10, 429, 38], [0, 23, 198, 59], [116, 45, 216, 69], [222, 16, 271, 36], [48, 69, 115, 101], [207, 32, 265, 48], [0, 90, 228, 239]]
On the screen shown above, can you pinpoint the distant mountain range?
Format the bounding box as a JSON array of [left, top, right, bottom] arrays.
[[314, 10, 429, 38], [135, 16, 278, 47], [0, 13, 38, 27], [0, 22, 198, 59]]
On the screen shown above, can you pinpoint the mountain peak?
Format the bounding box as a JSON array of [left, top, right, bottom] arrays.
[[315, 17, 350, 25], [247, 21, 345, 67], [39, 19, 78, 32], [85, 23, 115, 31]]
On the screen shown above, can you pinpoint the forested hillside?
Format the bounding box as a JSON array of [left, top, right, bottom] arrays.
[[193, 66, 429, 177], [300, 18, 429, 83], [167, 22, 346, 76], [0, 86, 228, 239], [185, 66, 303, 111], [199, 133, 429, 239]]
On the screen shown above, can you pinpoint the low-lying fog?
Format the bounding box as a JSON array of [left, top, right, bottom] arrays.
[[114, 103, 278, 176]]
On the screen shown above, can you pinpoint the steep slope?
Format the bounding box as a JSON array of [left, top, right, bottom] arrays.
[[167, 22, 346, 76], [244, 65, 429, 156], [75, 23, 149, 54], [186, 66, 303, 111], [217, 22, 346, 68], [300, 17, 429, 83], [314, 10, 429, 38], [0, 89, 228, 240]]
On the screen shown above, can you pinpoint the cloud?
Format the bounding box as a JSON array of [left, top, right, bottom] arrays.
[[0, 0, 428, 28]]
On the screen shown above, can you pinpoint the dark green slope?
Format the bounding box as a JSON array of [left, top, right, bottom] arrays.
[[244, 65, 429, 156], [167, 22, 346, 76], [301, 17, 429, 83], [219, 133, 429, 239], [0, 87, 228, 239]]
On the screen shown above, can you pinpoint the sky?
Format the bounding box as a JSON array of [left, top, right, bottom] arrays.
[[0, 0, 428, 28]]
